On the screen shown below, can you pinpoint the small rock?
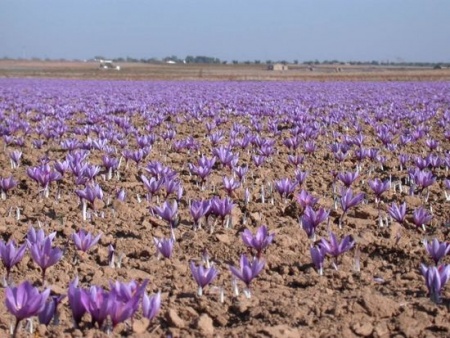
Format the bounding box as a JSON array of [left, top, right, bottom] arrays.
[[166, 309, 185, 328], [133, 318, 150, 334], [361, 291, 399, 318], [373, 321, 389, 338], [197, 314, 214, 335], [260, 325, 299, 338], [352, 322, 373, 337], [215, 233, 231, 244]]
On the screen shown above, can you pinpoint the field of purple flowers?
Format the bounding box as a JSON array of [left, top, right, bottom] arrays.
[[0, 79, 450, 337]]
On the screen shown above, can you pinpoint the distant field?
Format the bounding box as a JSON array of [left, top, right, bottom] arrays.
[[0, 60, 449, 81]]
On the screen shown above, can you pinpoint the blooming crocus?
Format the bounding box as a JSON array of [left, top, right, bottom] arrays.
[[29, 237, 63, 281], [222, 176, 241, 196], [339, 188, 364, 228], [190, 261, 219, 296], [9, 150, 22, 168], [142, 291, 161, 322], [5, 281, 50, 337], [38, 295, 65, 326], [320, 231, 355, 269], [26, 227, 56, 248], [413, 207, 433, 231], [68, 276, 86, 327], [75, 184, 104, 221], [423, 239, 450, 265], [154, 237, 174, 259], [241, 225, 275, 257], [190, 200, 211, 229], [153, 200, 178, 229], [338, 171, 359, 188], [301, 207, 329, 241], [420, 264, 450, 303], [229, 254, 265, 297], [310, 245, 327, 275], [0, 240, 26, 282], [80, 285, 110, 329], [368, 178, 390, 203], [275, 178, 297, 199], [210, 196, 234, 226], [0, 176, 18, 200], [387, 202, 407, 225], [295, 190, 319, 211], [27, 163, 62, 198], [72, 229, 102, 253]]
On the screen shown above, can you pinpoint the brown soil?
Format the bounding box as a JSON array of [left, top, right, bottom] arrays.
[[0, 79, 449, 338]]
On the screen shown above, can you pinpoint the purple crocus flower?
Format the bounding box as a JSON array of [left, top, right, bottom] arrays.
[[38, 295, 65, 326], [29, 237, 63, 281], [68, 276, 86, 327], [338, 171, 359, 188], [72, 229, 102, 253], [340, 188, 365, 214], [275, 178, 298, 199], [423, 239, 450, 265], [301, 206, 329, 240], [222, 176, 241, 196], [0, 175, 18, 199], [5, 281, 50, 337], [241, 225, 275, 257], [142, 291, 161, 322], [310, 245, 327, 275], [320, 231, 355, 268], [153, 200, 178, 228], [153, 237, 174, 259], [420, 264, 450, 303], [9, 150, 22, 168], [295, 190, 319, 211], [190, 261, 219, 296], [190, 200, 211, 229], [339, 188, 364, 228], [0, 239, 27, 281], [387, 202, 407, 225], [233, 165, 249, 181], [26, 227, 56, 247], [368, 178, 390, 203], [27, 163, 62, 198], [80, 285, 110, 329], [413, 207, 432, 231], [210, 196, 234, 225], [229, 254, 265, 296]]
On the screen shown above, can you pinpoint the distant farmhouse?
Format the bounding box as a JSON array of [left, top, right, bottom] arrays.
[[268, 63, 288, 71]]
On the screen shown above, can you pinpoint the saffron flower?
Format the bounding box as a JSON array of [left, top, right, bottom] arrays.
[[72, 229, 102, 253], [241, 225, 275, 257], [295, 190, 319, 211], [339, 188, 364, 228], [423, 239, 450, 265], [310, 245, 327, 275], [320, 231, 355, 269], [301, 206, 329, 240], [68, 276, 86, 327], [142, 291, 161, 322], [229, 254, 265, 297], [153, 200, 178, 228], [0, 239, 26, 282], [190, 261, 219, 296], [413, 207, 432, 231], [0, 175, 17, 200], [387, 202, 407, 225], [29, 237, 63, 281], [38, 295, 65, 326], [420, 264, 450, 303], [5, 281, 50, 337], [338, 171, 359, 188], [190, 199, 211, 229], [80, 285, 110, 329], [275, 178, 297, 199], [154, 237, 174, 259], [368, 178, 390, 203]]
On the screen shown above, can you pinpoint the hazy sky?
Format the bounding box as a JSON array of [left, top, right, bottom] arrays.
[[1, 0, 449, 62]]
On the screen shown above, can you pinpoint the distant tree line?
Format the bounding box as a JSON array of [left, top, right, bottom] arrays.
[[1, 55, 449, 68]]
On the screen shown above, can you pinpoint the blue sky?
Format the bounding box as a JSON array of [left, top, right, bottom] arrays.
[[1, 0, 449, 62]]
